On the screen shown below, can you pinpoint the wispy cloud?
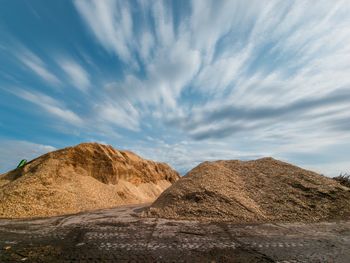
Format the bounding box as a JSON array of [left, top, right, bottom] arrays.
[[17, 49, 60, 86], [9, 87, 83, 125], [97, 100, 140, 131], [58, 58, 90, 91], [74, 0, 134, 63]]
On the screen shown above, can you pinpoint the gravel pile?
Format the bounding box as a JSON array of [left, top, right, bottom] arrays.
[[145, 158, 350, 222], [0, 143, 179, 218]]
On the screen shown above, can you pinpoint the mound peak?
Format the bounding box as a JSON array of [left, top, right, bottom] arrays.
[[0, 142, 179, 218]]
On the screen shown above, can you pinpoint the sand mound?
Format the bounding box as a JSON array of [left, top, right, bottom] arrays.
[[0, 143, 179, 218], [145, 158, 350, 223]]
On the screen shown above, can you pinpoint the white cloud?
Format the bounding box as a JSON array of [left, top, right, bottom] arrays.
[[10, 87, 83, 125], [194, 44, 252, 94], [74, 0, 134, 63], [97, 101, 140, 131], [144, 40, 201, 108], [139, 30, 154, 61], [151, 0, 175, 47], [59, 58, 90, 91], [17, 49, 60, 86]]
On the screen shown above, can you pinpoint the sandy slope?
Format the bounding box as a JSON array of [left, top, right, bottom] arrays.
[[146, 158, 350, 222], [0, 143, 179, 218]]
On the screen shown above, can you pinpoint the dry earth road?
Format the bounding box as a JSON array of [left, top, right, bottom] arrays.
[[0, 204, 349, 262]]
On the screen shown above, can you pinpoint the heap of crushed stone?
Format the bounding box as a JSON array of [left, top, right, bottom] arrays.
[[145, 158, 350, 223], [0, 143, 179, 218]]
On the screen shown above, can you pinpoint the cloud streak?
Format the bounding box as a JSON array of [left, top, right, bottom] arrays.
[[17, 49, 60, 86], [74, 0, 134, 63], [59, 58, 90, 91], [9, 87, 83, 125]]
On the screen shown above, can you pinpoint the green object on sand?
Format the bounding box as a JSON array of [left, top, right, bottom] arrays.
[[17, 159, 27, 169]]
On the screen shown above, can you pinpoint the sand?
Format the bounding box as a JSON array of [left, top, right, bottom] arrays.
[[145, 158, 350, 223], [0, 143, 179, 218]]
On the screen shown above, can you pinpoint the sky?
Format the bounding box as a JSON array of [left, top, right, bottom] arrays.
[[0, 0, 349, 176]]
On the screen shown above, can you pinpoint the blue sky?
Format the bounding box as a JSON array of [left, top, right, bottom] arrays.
[[0, 0, 349, 176]]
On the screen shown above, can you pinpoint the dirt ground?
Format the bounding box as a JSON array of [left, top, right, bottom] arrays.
[[0, 204, 349, 263]]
